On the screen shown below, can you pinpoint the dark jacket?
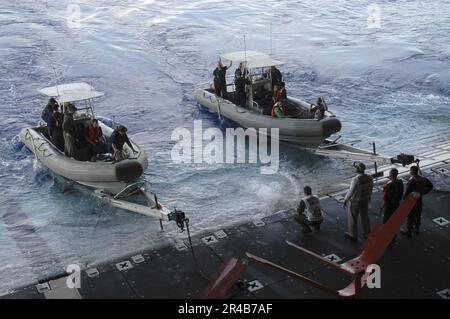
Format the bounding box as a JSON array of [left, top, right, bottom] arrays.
[[47, 111, 57, 137], [271, 68, 282, 85], [234, 77, 250, 94], [63, 112, 75, 134], [51, 112, 64, 150], [111, 130, 132, 151], [213, 66, 228, 86], [383, 179, 404, 204], [41, 104, 53, 124]]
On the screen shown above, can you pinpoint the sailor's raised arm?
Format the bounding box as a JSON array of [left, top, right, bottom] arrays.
[[125, 135, 137, 153]]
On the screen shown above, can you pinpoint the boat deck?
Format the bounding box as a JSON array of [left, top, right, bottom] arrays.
[[2, 143, 450, 299]]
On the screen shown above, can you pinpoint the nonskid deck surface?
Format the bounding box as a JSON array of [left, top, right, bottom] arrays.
[[2, 146, 450, 299]]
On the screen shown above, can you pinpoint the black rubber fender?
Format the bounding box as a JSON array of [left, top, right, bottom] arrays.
[[321, 118, 342, 137], [115, 160, 144, 183]]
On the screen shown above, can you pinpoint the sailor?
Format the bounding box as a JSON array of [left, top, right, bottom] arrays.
[[47, 103, 59, 138], [212, 59, 232, 99], [62, 103, 77, 158], [381, 168, 404, 242], [400, 166, 433, 237], [111, 125, 137, 162], [310, 97, 326, 120], [235, 62, 248, 79], [86, 118, 104, 159], [47, 104, 64, 151], [295, 186, 324, 233], [234, 70, 250, 108], [41, 98, 57, 124], [51, 111, 65, 152], [272, 84, 282, 105], [343, 162, 373, 241], [270, 66, 282, 88]]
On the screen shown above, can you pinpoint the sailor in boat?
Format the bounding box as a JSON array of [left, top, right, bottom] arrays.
[[310, 97, 327, 120], [271, 82, 287, 118], [234, 70, 250, 108], [270, 65, 282, 89], [41, 97, 58, 125], [63, 102, 77, 158], [86, 118, 106, 160], [212, 59, 232, 99], [235, 62, 249, 79], [111, 125, 137, 162], [47, 103, 64, 151]]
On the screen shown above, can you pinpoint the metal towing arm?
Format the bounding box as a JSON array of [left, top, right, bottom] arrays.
[[94, 182, 189, 231], [312, 138, 418, 174]]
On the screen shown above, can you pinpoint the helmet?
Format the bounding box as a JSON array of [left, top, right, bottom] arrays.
[[354, 162, 366, 174]]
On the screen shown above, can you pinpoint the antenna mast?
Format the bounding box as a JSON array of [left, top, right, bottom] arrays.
[[244, 34, 247, 64], [52, 66, 60, 97], [270, 20, 273, 55]]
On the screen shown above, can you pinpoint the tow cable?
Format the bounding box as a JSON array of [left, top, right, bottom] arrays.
[[169, 210, 210, 282]]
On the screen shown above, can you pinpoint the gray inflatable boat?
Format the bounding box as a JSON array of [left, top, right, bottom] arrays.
[[19, 82, 186, 225], [194, 51, 341, 146], [20, 83, 148, 195]]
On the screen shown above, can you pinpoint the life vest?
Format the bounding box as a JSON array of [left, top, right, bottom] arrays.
[[350, 174, 373, 201], [271, 103, 285, 118], [303, 195, 323, 222]]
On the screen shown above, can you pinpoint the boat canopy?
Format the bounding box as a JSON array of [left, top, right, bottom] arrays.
[[39, 82, 104, 103], [220, 50, 283, 69]]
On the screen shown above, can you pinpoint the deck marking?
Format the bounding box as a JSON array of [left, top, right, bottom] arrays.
[[174, 241, 188, 251], [252, 220, 265, 227], [437, 288, 450, 299], [247, 280, 264, 292], [432, 217, 449, 226], [201, 235, 218, 245], [115, 260, 133, 271], [214, 230, 228, 239], [86, 268, 99, 278], [324, 254, 342, 263], [131, 254, 145, 264], [36, 282, 50, 293]]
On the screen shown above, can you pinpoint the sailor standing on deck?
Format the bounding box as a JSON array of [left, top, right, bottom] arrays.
[[381, 168, 404, 243], [343, 162, 374, 241], [400, 166, 433, 237]]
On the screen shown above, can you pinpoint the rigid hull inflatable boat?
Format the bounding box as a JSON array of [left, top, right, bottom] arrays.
[[20, 82, 185, 226], [194, 50, 342, 147], [20, 82, 146, 194]]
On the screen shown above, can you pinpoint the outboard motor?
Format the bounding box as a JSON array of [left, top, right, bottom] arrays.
[[115, 160, 144, 183]]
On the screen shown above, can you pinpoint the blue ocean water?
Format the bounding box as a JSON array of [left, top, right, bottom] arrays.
[[0, 0, 449, 294]]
